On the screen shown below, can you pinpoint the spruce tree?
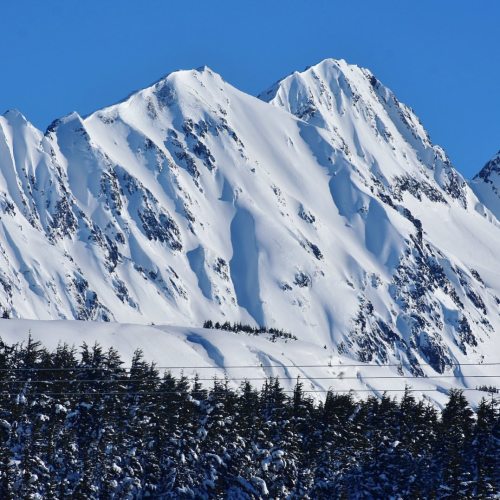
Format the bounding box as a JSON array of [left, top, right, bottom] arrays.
[[472, 396, 499, 496], [437, 389, 475, 497]]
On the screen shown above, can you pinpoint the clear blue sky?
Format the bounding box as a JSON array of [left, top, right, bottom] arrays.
[[1, 0, 498, 177]]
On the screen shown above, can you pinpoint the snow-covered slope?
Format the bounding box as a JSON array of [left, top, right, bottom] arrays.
[[0, 59, 499, 382], [2, 318, 497, 407]]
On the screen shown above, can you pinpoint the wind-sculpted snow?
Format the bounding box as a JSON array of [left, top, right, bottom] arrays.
[[229, 207, 264, 325], [0, 59, 499, 388], [187, 245, 212, 300]]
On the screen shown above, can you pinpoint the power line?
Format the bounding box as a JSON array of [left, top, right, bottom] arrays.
[[1, 374, 499, 383], [0, 388, 496, 396], [0, 361, 498, 371]]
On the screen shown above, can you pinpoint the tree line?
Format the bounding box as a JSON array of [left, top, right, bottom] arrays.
[[202, 320, 297, 341], [0, 336, 498, 498]]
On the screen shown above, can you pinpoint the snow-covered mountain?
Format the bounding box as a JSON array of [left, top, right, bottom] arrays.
[[0, 58, 499, 381]]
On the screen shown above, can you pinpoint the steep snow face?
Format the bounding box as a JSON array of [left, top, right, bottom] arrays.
[[0, 110, 108, 321], [471, 151, 500, 220], [0, 60, 499, 378], [259, 59, 500, 369]]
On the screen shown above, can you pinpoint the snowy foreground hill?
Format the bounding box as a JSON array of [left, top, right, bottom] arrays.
[[0, 58, 499, 400], [1, 318, 499, 406]]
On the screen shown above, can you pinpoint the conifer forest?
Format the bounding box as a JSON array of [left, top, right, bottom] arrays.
[[0, 337, 498, 498]]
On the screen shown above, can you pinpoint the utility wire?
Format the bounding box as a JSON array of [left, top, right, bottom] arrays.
[[0, 361, 498, 371], [1, 374, 499, 383], [0, 388, 497, 396]]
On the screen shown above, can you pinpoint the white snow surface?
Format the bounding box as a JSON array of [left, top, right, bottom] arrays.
[[0, 58, 499, 399], [1, 318, 498, 407]]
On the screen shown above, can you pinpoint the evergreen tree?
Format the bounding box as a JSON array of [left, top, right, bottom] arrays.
[[437, 389, 475, 497], [311, 391, 357, 498], [472, 396, 500, 497], [258, 377, 298, 497]]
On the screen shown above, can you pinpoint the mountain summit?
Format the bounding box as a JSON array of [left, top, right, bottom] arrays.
[[0, 59, 499, 376], [471, 150, 500, 219], [260, 58, 468, 203]]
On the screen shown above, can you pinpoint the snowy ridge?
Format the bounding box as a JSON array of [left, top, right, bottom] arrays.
[[0, 59, 499, 393]]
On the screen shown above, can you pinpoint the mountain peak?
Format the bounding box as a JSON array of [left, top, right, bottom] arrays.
[[195, 64, 215, 74], [305, 57, 362, 73], [470, 150, 500, 219], [259, 56, 468, 205], [45, 111, 85, 135], [260, 57, 370, 96], [152, 64, 220, 85], [3, 108, 26, 118], [2, 108, 31, 126], [475, 150, 500, 180]]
